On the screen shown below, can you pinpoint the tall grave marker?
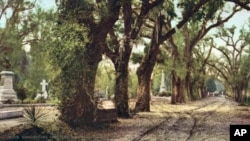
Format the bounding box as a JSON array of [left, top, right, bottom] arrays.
[[159, 70, 167, 93], [0, 71, 17, 103]]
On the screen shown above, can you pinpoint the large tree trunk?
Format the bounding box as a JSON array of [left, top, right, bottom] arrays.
[[114, 35, 132, 117], [171, 71, 188, 104], [105, 0, 163, 116], [177, 79, 187, 103], [234, 85, 244, 103], [59, 42, 101, 127], [236, 89, 243, 103], [113, 0, 132, 118], [185, 71, 192, 100], [57, 0, 121, 127], [171, 71, 177, 104], [134, 20, 160, 112], [199, 81, 207, 98], [135, 62, 155, 112], [114, 63, 130, 118]]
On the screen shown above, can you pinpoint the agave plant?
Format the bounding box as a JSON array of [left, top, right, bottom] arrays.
[[23, 105, 48, 126]]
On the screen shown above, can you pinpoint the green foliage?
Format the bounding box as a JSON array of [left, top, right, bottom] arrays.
[[152, 79, 160, 95], [0, 0, 38, 69], [158, 91, 171, 97], [244, 97, 250, 106], [23, 98, 35, 104], [178, 0, 224, 22], [16, 87, 27, 103], [48, 23, 88, 68], [214, 79, 225, 92], [34, 97, 46, 103], [59, 0, 94, 15], [16, 9, 56, 98], [165, 1, 177, 19], [47, 22, 89, 100], [171, 60, 187, 80], [47, 98, 61, 104], [148, 0, 176, 19], [95, 59, 115, 97], [131, 53, 143, 64], [213, 21, 250, 101], [58, 0, 113, 24], [128, 70, 138, 98], [47, 0, 120, 126], [240, 54, 250, 76], [206, 78, 217, 92], [0, 1, 55, 99]]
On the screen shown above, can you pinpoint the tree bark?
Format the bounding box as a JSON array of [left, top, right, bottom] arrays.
[[171, 70, 188, 104], [135, 74, 151, 112], [59, 42, 101, 127], [58, 0, 121, 127], [135, 17, 161, 112], [177, 78, 187, 103], [103, 0, 164, 116], [114, 60, 130, 117], [135, 60, 156, 112]]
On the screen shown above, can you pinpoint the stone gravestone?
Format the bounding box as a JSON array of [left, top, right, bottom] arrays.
[[35, 79, 48, 99], [0, 71, 17, 103], [97, 100, 117, 123]]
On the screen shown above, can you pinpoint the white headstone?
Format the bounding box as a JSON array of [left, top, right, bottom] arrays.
[[36, 79, 48, 99], [40, 80, 48, 92], [0, 71, 17, 102], [159, 70, 166, 93], [105, 86, 109, 99]]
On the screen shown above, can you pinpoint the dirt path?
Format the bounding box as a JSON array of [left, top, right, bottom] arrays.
[[132, 97, 228, 141], [113, 96, 250, 141]]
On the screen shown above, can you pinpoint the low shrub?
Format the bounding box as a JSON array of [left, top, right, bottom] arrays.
[[23, 98, 35, 104], [3, 99, 15, 104], [16, 88, 27, 103], [158, 91, 171, 97], [34, 97, 46, 103]]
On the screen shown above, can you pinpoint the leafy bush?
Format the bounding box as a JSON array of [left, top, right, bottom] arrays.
[[47, 98, 61, 104], [206, 78, 216, 92], [34, 97, 46, 103], [23, 98, 35, 104], [158, 91, 171, 97], [16, 87, 27, 103]]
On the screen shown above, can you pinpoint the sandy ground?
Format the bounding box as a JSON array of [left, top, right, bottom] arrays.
[[0, 96, 250, 141]]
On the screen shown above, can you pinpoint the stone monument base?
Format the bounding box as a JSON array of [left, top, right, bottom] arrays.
[[0, 89, 17, 102], [97, 100, 117, 123], [0, 71, 17, 103], [0, 109, 23, 120]]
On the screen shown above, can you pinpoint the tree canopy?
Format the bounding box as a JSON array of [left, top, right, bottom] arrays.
[[0, 0, 249, 127]]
